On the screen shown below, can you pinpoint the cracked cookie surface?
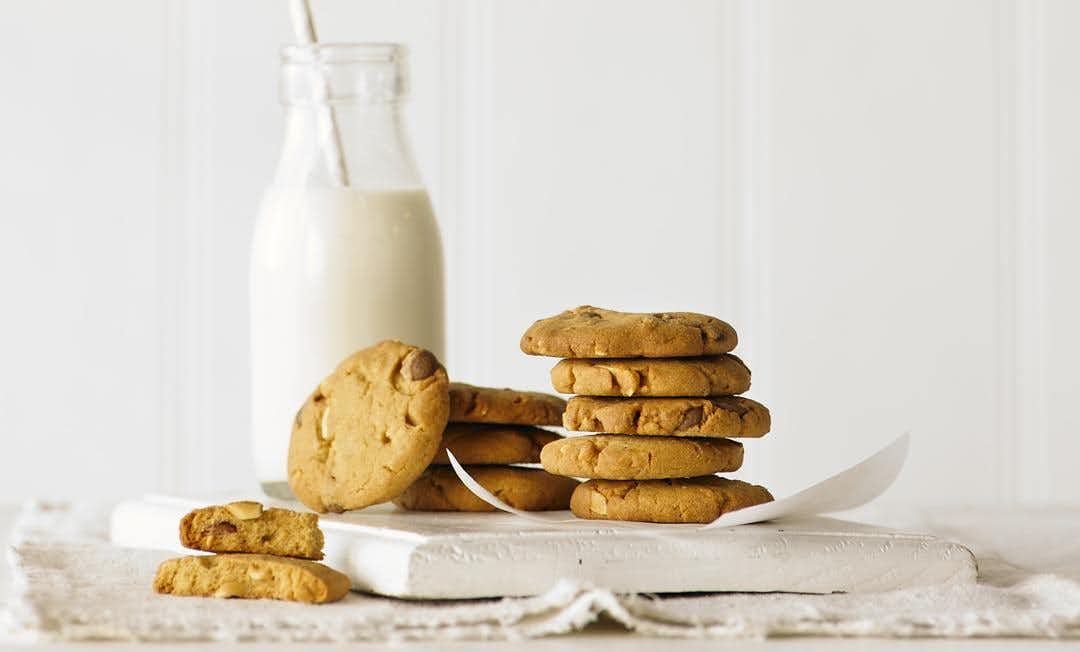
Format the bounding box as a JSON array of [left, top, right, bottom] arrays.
[[550, 355, 751, 397], [153, 553, 349, 603], [431, 423, 562, 465], [393, 466, 578, 512], [570, 477, 773, 523], [448, 382, 565, 426], [288, 340, 449, 513], [540, 434, 743, 480], [179, 502, 324, 559], [563, 396, 770, 437], [521, 305, 738, 358]]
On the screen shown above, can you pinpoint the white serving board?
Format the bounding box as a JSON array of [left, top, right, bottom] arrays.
[[111, 494, 976, 599]]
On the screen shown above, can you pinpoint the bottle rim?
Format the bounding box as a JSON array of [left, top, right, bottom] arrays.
[[280, 42, 407, 65], [278, 42, 409, 105]]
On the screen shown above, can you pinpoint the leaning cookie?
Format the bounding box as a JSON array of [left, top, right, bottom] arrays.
[[394, 466, 578, 512], [448, 382, 565, 426], [550, 355, 751, 398], [288, 340, 449, 513], [179, 501, 324, 560], [541, 435, 743, 480], [521, 305, 738, 358], [563, 396, 770, 438], [431, 423, 562, 465], [570, 477, 774, 524], [153, 554, 350, 604]]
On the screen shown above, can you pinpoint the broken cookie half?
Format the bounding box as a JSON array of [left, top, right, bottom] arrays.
[[154, 553, 349, 604], [179, 501, 324, 560]]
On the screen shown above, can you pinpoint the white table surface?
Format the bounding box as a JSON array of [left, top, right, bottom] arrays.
[[2, 505, 1075, 651]]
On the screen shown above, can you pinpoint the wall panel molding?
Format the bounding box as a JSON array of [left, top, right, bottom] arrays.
[[437, 0, 496, 385], [995, 0, 1017, 506], [996, 0, 1048, 505], [157, 0, 216, 494], [1007, 0, 1049, 504], [728, 0, 774, 482]]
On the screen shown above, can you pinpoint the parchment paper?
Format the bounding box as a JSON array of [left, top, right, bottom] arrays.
[[448, 433, 910, 528]]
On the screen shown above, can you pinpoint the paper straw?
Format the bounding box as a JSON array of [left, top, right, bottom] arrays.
[[289, 0, 350, 186]]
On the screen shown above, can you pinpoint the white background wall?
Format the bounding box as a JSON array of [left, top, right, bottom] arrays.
[[0, 0, 1077, 511]]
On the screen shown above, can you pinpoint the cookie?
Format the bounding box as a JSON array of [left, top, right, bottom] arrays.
[[179, 502, 324, 560], [393, 466, 579, 512], [288, 340, 450, 513], [430, 423, 562, 465], [520, 305, 737, 358], [570, 477, 774, 524], [448, 382, 565, 426], [540, 435, 743, 480], [563, 396, 770, 438], [550, 355, 751, 397], [153, 553, 350, 604]]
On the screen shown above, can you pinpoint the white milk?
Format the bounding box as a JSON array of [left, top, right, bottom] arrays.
[[250, 187, 444, 494]]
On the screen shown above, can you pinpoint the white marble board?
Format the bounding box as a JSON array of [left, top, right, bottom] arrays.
[[110, 494, 976, 599]]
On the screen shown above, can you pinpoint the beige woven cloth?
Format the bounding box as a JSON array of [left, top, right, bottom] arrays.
[[3, 502, 1080, 642]]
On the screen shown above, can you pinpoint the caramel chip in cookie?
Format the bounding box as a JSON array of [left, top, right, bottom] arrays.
[[394, 466, 578, 512], [448, 382, 565, 426], [431, 423, 562, 465], [153, 554, 350, 604], [570, 477, 773, 524], [521, 305, 737, 358], [288, 340, 449, 513], [179, 502, 324, 560], [551, 355, 751, 397], [563, 396, 770, 438], [541, 435, 743, 480]]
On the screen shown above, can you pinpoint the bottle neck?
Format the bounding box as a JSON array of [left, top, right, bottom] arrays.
[[273, 101, 423, 189], [272, 43, 422, 190]]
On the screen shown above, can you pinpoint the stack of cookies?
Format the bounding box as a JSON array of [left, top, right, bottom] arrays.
[[394, 382, 580, 512], [521, 306, 775, 524], [154, 501, 350, 603]]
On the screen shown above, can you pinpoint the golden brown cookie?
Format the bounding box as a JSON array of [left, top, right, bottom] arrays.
[[540, 435, 743, 480], [448, 382, 565, 426], [288, 340, 449, 513], [570, 477, 773, 523], [430, 423, 562, 465], [520, 305, 737, 358], [563, 396, 770, 438], [179, 502, 324, 560], [154, 553, 350, 603], [550, 355, 751, 397], [393, 466, 579, 512]]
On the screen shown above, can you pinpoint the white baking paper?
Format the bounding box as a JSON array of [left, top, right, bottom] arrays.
[[701, 432, 909, 528], [446, 451, 579, 524], [448, 432, 910, 528]]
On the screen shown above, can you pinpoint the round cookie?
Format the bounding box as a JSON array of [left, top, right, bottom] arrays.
[[448, 382, 565, 426], [570, 477, 774, 524], [550, 355, 751, 397], [393, 466, 579, 512], [563, 396, 770, 438], [430, 423, 562, 465], [540, 435, 743, 480], [288, 340, 449, 513], [520, 305, 737, 358]]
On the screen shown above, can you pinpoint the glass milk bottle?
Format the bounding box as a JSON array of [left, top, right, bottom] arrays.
[[251, 44, 444, 498]]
